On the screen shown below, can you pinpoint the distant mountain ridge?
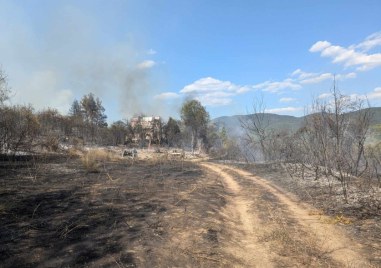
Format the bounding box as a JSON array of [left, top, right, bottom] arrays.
[[212, 107, 381, 138]]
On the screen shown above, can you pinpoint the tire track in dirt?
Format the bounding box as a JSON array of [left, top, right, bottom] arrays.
[[200, 162, 274, 268], [207, 162, 371, 267]]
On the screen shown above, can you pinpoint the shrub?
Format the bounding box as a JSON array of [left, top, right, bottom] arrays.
[[80, 149, 113, 173]]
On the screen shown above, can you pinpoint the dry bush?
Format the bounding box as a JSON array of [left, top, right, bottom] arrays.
[[72, 137, 84, 150], [67, 147, 83, 158], [39, 134, 60, 152], [81, 149, 115, 173], [0, 105, 40, 153]]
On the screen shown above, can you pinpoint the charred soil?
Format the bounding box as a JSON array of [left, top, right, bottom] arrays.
[[0, 154, 229, 267], [1, 154, 379, 267]]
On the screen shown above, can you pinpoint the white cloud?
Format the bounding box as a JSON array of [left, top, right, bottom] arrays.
[[254, 69, 356, 93], [154, 92, 180, 100], [310, 32, 381, 71], [348, 93, 368, 102], [182, 70, 354, 106], [318, 93, 332, 99], [291, 69, 317, 79], [291, 69, 302, 76], [177, 60, 359, 108], [291, 68, 356, 85], [265, 106, 303, 114], [201, 91, 234, 98], [181, 77, 248, 94], [196, 95, 232, 106], [179, 77, 249, 106], [318, 87, 381, 104], [368, 87, 381, 100], [279, 97, 296, 103], [252, 79, 301, 93], [337, 72, 357, 79], [354, 32, 381, 52], [300, 73, 333, 84], [236, 86, 251, 93], [137, 60, 156, 69], [309, 41, 332, 52]]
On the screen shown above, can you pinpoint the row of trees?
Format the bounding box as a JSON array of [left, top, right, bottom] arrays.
[[1, 67, 224, 154], [0, 90, 110, 153], [241, 83, 381, 201], [289, 88, 375, 201]]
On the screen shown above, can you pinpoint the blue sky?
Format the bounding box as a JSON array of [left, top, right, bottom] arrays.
[[1, 0, 381, 121]]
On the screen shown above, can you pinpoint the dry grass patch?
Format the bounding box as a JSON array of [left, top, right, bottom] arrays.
[[258, 224, 335, 267], [81, 149, 119, 173], [67, 147, 83, 158]]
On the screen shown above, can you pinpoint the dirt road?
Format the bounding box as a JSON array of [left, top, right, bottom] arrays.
[[1, 154, 376, 267], [201, 162, 372, 268]]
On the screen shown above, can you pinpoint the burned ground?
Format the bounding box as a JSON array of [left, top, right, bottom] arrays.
[[0, 154, 228, 267], [237, 162, 381, 266], [1, 154, 379, 267]]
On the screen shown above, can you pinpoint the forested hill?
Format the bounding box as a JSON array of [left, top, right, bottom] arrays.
[[212, 107, 381, 138]]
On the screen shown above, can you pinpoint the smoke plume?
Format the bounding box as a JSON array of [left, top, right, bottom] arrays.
[[0, 2, 173, 121]]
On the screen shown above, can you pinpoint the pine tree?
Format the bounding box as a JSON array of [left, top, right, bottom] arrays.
[[79, 93, 108, 142]]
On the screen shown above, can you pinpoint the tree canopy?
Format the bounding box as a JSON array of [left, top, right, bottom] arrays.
[[80, 93, 107, 128], [164, 117, 181, 146], [180, 99, 209, 151]]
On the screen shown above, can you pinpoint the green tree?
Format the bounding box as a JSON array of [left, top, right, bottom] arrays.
[[164, 117, 181, 147], [180, 99, 209, 152], [220, 126, 228, 146], [201, 123, 220, 153], [110, 120, 130, 145], [69, 99, 82, 118], [80, 93, 107, 127], [80, 93, 107, 142], [68, 99, 85, 138]]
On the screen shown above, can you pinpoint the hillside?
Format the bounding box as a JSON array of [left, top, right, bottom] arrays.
[[213, 107, 381, 139], [212, 113, 303, 138]]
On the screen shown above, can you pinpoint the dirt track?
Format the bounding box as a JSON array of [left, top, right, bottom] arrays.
[[201, 162, 372, 268], [0, 154, 377, 267]]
